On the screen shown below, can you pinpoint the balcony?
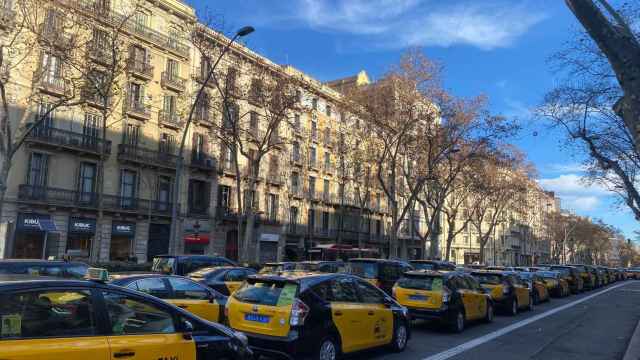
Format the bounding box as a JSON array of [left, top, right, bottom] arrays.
[[161, 71, 186, 92], [158, 110, 181, 129], [290, 153, 303, 166], [83, 88, 113, 109], [290, 186, 304, 199], [323, 162, 335, 174], [242, 166, 263, 182], [216, 206, 239, 222], [0, 5, 15, 30], [194, 108, 213, 125], [124, 98, 150, 120], [247, 127, 264, 142], [39, 77, 69, 97], [310, 129, 319, 142], [87, 41, 113, 65], [266, 172, 285, 186], [323, 133, 333, 148], [17, 185, 172, 216], [190, 155, 216, 172], [308, 158, 319, 170], [118, 144, 179, 170], [126, 58, 154, 80], [322, 192, 332, 203], [259, 213, 280, 226], [25, 126, 111, 157], [292, 125, 304, 137], [62, 0, 190, 58], [306, 189, 321, 202], [286, 224, 306, 235], [37, 23, 72, 49], [192, 67, 216, 88]]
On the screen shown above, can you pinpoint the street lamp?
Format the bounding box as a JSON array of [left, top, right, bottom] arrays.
[[169, 26, 254, 255]]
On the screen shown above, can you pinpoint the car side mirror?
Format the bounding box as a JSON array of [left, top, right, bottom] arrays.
[[182, 320, 194, 340]]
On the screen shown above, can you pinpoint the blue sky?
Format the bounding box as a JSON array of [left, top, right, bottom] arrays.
[[187, 0, 638, 240]]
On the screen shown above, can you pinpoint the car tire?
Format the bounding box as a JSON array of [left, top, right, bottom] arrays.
[[508, 298, 518, 316], [450, 310, 465, 333], [527, 295, 534, 311], [484, 303, 494, 323], [390, 321, 408, 352], [314, 336, 339, 360]]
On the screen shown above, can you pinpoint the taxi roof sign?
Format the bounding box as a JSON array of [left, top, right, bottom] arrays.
[[85, 267, 109, 282]]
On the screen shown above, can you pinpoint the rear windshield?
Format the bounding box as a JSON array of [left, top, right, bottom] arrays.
[[152, 257, 176, 273], [234, 280, 299, 306], [295, 263, 320, 271], [411, 263, 435, 271], [397, 276, 443, 291], [473, 274, 502, 285], [348, 262, 378, 278]]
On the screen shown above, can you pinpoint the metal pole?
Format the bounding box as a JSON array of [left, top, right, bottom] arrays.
[[42, 232, 48, 260]]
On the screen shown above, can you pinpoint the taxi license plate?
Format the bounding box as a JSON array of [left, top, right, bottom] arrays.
[[409, 294, 427, 301], [245, 313, 270, 323]]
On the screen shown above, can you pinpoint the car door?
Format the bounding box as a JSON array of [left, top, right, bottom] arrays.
[[510, 276, 529, 307], [353, 278, 394, 348], [166, 277, 220, 323], [464, 275, 487, 320], [454, 276, 477, 320], [101, 290, 196, 360], [0, 288, 110, 360], [327, 277, 371, 353]]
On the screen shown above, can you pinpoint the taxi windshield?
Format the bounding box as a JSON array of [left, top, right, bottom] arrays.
[[348, 262, 378, 279], [188, 267, 224, 278], [234, 280, 299, 306], [397, 275, 443, 291], [151, 257, 176, 273], [474, 274, 502, 285]]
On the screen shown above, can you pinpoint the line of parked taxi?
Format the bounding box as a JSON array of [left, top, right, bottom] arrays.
[[0, 257, 635, 360]]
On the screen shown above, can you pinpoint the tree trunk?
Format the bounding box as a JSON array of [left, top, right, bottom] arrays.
[[233, 147, 244, 263], [242, 162, 259, 264]]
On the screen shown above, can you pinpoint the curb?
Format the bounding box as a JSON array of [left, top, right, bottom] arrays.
[[624, 319, 640, 360]]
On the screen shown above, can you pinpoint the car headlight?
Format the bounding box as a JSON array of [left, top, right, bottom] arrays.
[[234, 331, 249, 347], [400, 306, 409, 318]]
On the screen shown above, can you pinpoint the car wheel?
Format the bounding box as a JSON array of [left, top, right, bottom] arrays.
[[391, 321, 408, 352], [315, 336, 339, 360], [450, 310, 465, 333], [508, 298, 518, 316], [527, 295, 534, 311], [484, 303, 494, 323]]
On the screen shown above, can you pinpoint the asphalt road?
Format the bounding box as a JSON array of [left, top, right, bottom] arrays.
[[353, 280, 640, 360]]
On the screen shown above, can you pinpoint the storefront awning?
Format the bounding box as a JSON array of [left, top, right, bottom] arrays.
[[185, 234, 210, 245]]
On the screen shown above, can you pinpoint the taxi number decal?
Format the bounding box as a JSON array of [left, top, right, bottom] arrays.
[[1, 314, 21, 337], [276, 284, 297, 307], [373, 318, 388, 340]]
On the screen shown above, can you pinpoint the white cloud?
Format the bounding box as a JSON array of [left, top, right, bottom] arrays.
[[544, 163, 590, 173], [537, 174, 614, 212], [259, 0, 547, 50]]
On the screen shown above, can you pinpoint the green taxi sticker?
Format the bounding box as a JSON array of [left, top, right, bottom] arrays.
[[431, 278, 443, 291], [1, 314, 21, 337], [277, 284, 297, 307]]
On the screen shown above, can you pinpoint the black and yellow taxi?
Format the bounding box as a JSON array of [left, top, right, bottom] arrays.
[[409, 260, 457, 272], [584, 265, 602, 288], [347, 258, 413, 295], [392, 270, 493, 333], [567, 264, 596, 290], [0, 269, 252, 360], [226, 272, 410, 360], [548, 265, 584, 293], [538, 270, 570, 297], [294, 261, 345, 273], [471, 271, 533, 316], [517, 272, 550, 304], [151, 255, 237, 276], [259, 262, 297, 274], [626, 268, 640, 280], [188, 266, 257, 295], [109, 273, 228, 324]]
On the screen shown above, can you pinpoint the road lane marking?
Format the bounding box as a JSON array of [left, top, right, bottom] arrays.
[[422, 282, 631, 360]]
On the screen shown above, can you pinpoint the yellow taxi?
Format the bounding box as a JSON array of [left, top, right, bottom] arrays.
[[110, 274, 227, 324], [392, 270, 494, 333], [188, 266, 257, 295], [347, 258, 412, 295], [226, 272, 411, 360], [471, 271, 533, 316], [537, 270, 570, 297], [0, 270, 252, 360], [517, 272, 550, 304]]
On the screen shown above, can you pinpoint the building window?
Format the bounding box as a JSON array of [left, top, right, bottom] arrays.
[[162, 95, 177, 118], [123, 124, 139, 147], [267, 193, 279, 222], [250, 111, 259, 132], [166, 58, 179, 77], [308, 208, 316, 230], [326, 105, 332, 117], [323, 179, 330, 197], [27, 152, 48, 188], [119, 169, 137, 208], [322, 211, 329, 231], [243, 189, 259, 212], [292, 141, 300, 162], [218, 185, 231, 209], [127, 82, 145, 108], [294, 114, 301, 131], [309, 146, 317, 167], [308, 176, 316, 196], [310, 120, 317, 140], [291, 172, 300, 192], [41, 53, 62, 87], [312, 98, 318, 110], [157, 176, 172, 208], [83, 113, 101, 141], [226, 68, 237, 94], [133, 10, 149, 31], [221, 144, 233, 170], [188, 179, 210, 215], [290, 206, 299, 228], [249, 78, 263, 103], [324, 152, 331, 168], [159, 133, 175, 154], [78, 162, 96, 203], [295, 89, 302, 103], [192, 133, 205, 161], [195, 92, 210, 121]]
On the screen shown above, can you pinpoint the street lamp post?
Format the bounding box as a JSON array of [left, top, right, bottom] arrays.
[[169, 26, 254, 255]]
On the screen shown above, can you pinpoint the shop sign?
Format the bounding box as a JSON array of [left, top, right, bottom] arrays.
[[112, 222, 136, 237], [69, 217, 96, 234], [16, 213, 50, 232]]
